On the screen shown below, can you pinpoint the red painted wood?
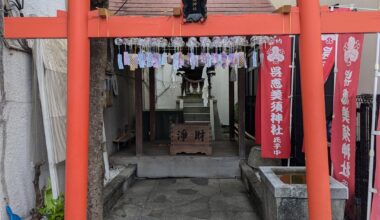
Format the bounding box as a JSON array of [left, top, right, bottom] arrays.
[[4, 16, 67, 38], [298, 0, 332, 219], [5, 8, 380, 38], [64, 0, 90, 219], [87, 13, 299, 37]]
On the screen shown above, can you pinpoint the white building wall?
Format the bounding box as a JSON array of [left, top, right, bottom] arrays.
[[145, 65, 233, 125], [0, 1, 66, 219]]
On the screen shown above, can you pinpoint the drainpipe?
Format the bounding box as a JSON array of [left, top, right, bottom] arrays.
[[65, 0, 90, 219], [297, 0, 332, 219]]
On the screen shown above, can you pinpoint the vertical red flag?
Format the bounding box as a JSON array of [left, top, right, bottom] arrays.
[[255, 69, 262, 144], [371, 112, 380, 220], [322, 34, 337, 82], [260, 36, 292, 158], [331, 34, 364, 212]]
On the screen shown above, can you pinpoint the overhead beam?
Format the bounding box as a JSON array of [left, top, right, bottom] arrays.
[[87, 12, 299, 37], [6, 7, 380, 39], [4, 16, 67, 38]]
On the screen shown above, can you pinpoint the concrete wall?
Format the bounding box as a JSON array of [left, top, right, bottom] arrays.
[[104, 73, 136, 154], [0, 1, 66, 219], [154, 65, 182, 110], [270, 0, 380, 94]]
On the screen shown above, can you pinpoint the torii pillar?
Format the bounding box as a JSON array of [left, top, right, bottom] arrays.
[[65, 0, 90, 220], [298, 0, 332, 219]]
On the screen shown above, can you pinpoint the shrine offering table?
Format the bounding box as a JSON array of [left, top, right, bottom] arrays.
[[170, 123, 212, 156]]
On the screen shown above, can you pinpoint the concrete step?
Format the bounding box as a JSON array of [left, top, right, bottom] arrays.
[[184, 121, 210, 124], [184, 113, 210, 122], [183, 98, 204, 104], [110, 156, 241, 178], [103, 165, 136, 217], [180, 94, 202, 98], [184, 102, 205, 107], [184, 106, 209, 114]]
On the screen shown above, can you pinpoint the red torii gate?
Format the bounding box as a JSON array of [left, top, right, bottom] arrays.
[[4, 0, 380, 219]]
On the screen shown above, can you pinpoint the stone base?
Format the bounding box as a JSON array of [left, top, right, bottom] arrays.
[[247, 147, 281, 168], [240, 163, 348, 220], [111, 155, 241, 178], [103, 165, 136, 217], [170, 145, 212, 156]]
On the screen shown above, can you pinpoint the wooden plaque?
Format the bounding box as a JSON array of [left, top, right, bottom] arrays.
[[170, 123, 212, 155]]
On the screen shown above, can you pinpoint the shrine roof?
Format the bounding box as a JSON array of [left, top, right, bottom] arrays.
[[109, 0, 275, 16]]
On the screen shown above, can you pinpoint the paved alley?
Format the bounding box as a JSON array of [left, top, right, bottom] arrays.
[[106, 178, 260, 220]]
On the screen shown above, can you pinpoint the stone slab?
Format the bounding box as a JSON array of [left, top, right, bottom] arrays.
[[240, 163, 348, 220], [106, 178, 260, 220], [103, 165, 137, 217], [259, 166, 348, 199], [247, 146, 281, 168], [110, 155, 241, 178]]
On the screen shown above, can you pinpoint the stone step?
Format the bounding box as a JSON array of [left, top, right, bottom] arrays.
[[184, 121, 210, 124], [110, 156, 241, 178], [184, 106, 210, 114], [183, 102, 205, 107], [183, 98, 204, 103], [184, 113, 210, 122], [180, 93, 202, 98], [103, 165, 136, 217]]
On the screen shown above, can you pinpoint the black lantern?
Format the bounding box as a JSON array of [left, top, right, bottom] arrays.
[[182, 0, 207, 23]]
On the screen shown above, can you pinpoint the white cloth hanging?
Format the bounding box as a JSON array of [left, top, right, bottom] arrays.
[[201, 66, 209, 106], [33, 39, 67, 164]]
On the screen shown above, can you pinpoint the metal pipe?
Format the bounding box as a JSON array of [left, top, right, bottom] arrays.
[[288, 35, 296, 167], [65, 0, 90, 219], [366, 33, 380, 220], [298, 0, 332, 219], [333, 5, 380, 11], [331, 34, 339, 175]]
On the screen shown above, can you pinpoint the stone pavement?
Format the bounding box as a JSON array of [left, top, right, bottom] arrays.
[[106, 178, 260, 220]]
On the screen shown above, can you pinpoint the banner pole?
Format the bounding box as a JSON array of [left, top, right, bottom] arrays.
[[288, 35, 296, 167], [366, 32, 380, 220], [331, 34, 339, 175]]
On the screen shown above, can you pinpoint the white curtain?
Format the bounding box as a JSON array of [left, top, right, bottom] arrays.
[[33, 39, 67, 164]]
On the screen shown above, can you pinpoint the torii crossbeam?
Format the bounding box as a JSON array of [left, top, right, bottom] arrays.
[[4, 0, 380, 219]]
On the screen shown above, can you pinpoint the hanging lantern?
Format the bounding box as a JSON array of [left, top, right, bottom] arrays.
[[182, 0, 207, 23]]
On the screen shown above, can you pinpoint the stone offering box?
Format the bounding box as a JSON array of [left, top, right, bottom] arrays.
[[170, 123, 212, 155], [256, 167, 348, 220]]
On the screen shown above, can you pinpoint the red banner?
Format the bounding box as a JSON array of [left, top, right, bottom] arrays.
[[371, 113, 380, 220], [260, 36, 292, 158], [322, 34, 337, 82], [331, 34, 364, 211]]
